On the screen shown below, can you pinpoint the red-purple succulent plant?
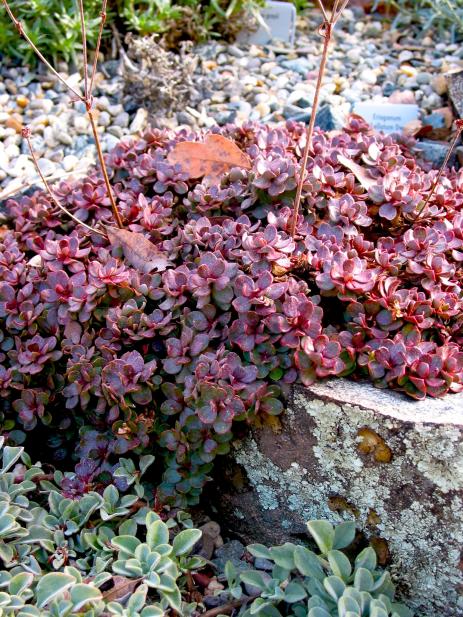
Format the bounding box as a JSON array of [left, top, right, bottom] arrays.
[[1, 116, 462, 507]]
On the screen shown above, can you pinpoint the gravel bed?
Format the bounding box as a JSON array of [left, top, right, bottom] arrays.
[[1, 7, 462, 198]]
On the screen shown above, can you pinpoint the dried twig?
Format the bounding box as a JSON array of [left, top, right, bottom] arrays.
[[290, 0, 350, 238], [22, 127, 105, 236], [0, 169, 88, 202], [89, 0, 108, 95], [202, 594, 260, 617], [1, 0, 124, 229], [78, 0, 89, 100], [1, 0, 83, 100], [414, 119, 463, 222]]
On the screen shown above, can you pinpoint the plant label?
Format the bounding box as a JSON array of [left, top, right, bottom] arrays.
[[237, 0, 296, 46], [353, 102, 420, 133]]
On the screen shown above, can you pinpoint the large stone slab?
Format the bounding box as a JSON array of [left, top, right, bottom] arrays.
[[212, 380, 463, 616], [448, 69, 463, 118]]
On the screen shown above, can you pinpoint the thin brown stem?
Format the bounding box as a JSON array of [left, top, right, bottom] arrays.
[[290, 1, 350, 238], [332, 0, 342, 14], [23, 129, 105, 236], [414, 123, 463, 222], [315, 0, 329, 22], [78, 0, 89, 100], [202, 595, 260, 617], [290, 23, 332, 237], [2, 0, 124, 230], [0, 169, 87, 202], [333, 0, 350, 22], [1, 0, 84, 101], [89, 0, 108, 95], [87, 108, 123, 228]]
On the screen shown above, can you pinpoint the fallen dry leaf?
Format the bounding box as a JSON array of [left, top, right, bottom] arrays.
[[337, 154, 377, 191], [106, 227, 171, 273], [167, 134, 251, 185], [403, 119, 424, 137], [102, 576, 142, 602]]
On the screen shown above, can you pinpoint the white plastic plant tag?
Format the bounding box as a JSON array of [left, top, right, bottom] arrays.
[[353, 102, 420, 134], [237, 0, 296, 46]]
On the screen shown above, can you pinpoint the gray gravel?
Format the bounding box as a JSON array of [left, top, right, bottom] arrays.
[[1, 7, 462, 199]]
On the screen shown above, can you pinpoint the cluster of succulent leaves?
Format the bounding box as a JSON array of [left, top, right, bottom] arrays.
[[223, 519, 412, 617], [0, 436, 412, 616], [0, 0, 262, 65], [378, 0, 463, 38], [0, 436, 207, 616], [1, 117, 463, 506]]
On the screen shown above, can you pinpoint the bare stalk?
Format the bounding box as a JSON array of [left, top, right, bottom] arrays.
[[202, 595, 260, 617], [22, 128, 105, 237], [290, 0, 349, 238], [89, 0, 108, 95], [414, 120, 463, 221], [1, 0, 84, 100], [77, 0, 89, 100], [88, 108, 124, 228], [1, 0, 124, 229]]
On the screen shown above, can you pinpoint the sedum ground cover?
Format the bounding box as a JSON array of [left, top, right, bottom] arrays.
[[1, 117, 462, 509]]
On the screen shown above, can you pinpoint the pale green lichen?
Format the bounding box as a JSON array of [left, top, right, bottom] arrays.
[[233, 388, 463, 617]]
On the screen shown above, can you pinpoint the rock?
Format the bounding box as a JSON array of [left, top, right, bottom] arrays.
[[176, 111, 196, 127], [360, 69, 377, 85], [212, 540, 246, 572], [102, 134, 120, 151], [283, 104, 305, 120], [37, 158, 57, 176], [213, 380, 463, 617], [431, 74, 448, 95], [62, 155, 78, 172], [382, 81, 396, 96], [447, 69, 463, 117], [97, 111, 111, 127], [73, 116, 89, 134], [16, 95, 29, 108], [281, 58, 311, 76], [254, 558, 274, 571], [416, 72, 432, 85], [129, 108, 148, 133], [114, 112, 129, 128], [422, 112, 446, 129], [6, 115, 23, 134], [347, 48, 361, 64], [398, 50, 413, 63], [418, 139, 455, 168], [214, 111, 237, 126], [227, 45, 245, 58], [315, 105, 345, 131]]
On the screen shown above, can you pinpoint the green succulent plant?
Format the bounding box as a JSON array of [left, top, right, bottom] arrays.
[[377, 0, 463, 38], [224, 520, 413, 617], [0, 437, 206, 615], [0, 0, 264, 65]]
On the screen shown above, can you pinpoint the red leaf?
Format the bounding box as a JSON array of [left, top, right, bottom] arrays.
[[106, 227, 171, 273], [167, 134, 251, 185]]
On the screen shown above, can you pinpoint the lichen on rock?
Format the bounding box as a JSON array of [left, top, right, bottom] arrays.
[[212, 379, 463, 616]]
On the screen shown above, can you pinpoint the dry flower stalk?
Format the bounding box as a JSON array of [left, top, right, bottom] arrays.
[[1, 0, 124, 229], [291, 0, 350, 238]]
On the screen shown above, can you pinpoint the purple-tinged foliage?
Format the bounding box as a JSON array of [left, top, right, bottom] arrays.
[[1, 117, 463, 506]]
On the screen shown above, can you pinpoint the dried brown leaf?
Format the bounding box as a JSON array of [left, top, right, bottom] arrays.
[[106, 227, 171, 273], [102, 576, 142, 602], [337, 154, 377, 191], [167, 134, 251, 185]]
